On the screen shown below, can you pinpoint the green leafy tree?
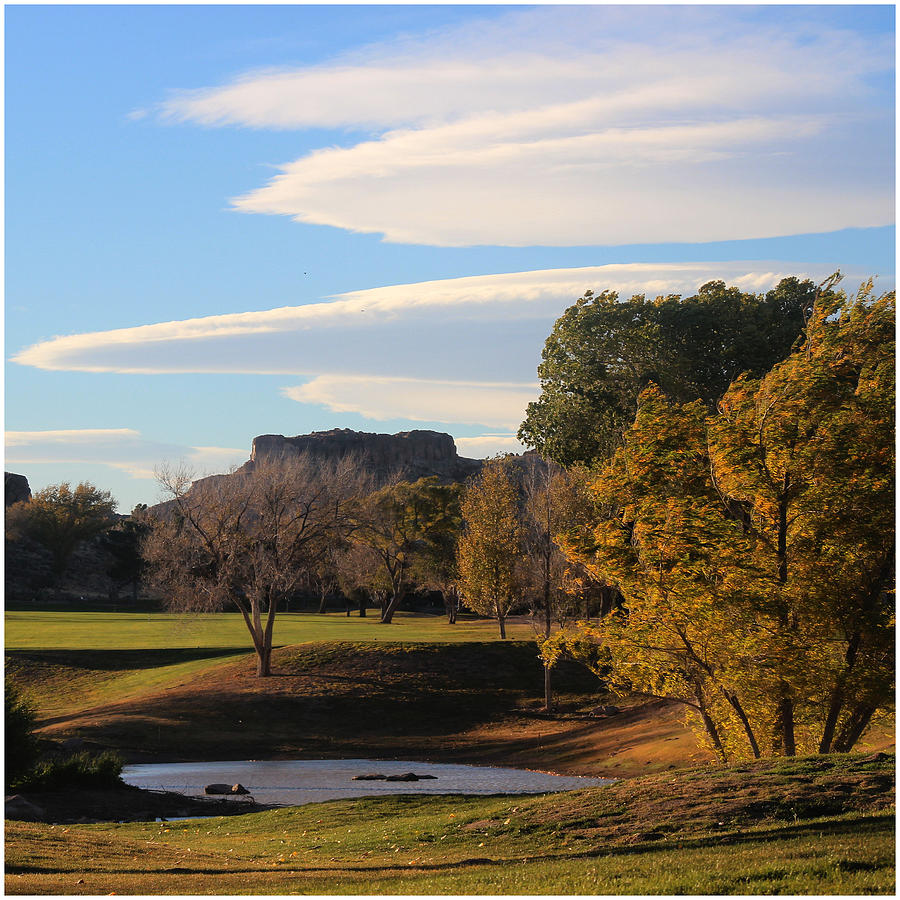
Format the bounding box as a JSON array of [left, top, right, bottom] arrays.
[[6, 482, 117, 590], [457, 458, 523, 639], [350, 477, 462, 624], [519, 277, 821, 466]]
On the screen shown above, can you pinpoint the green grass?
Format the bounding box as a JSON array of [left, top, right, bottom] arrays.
[[5, 754, 894, 894], [4, 611, 534, 651], [4, 649, 250, 717]]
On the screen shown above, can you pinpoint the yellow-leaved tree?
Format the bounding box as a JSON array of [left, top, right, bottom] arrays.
[[457, 458, 523, 639], [708, 279, 894, 755], [551, 277, 894, 759]]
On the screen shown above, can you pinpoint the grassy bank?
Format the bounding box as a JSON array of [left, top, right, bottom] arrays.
[[9, 632, 894, 776], [5, 754, 894, 895], [7, 639, 714, 775]]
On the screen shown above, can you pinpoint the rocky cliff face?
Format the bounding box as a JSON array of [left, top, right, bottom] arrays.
[[247, 428, 481, 484], [5, 472, 31, 507]]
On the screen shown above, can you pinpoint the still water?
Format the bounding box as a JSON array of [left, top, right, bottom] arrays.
[[122, 759, 612, 806]]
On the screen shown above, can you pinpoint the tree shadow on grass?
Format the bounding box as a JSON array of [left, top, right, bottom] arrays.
[[6, 648, 250, 672]]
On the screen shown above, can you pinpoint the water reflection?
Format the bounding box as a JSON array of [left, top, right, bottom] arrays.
[[123, 758, 612, 806]]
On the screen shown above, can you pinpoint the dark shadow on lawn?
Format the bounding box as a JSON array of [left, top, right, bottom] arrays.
[[5, 648, 250, 671]]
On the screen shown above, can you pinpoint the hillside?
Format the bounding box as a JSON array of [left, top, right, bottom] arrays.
[[9, 640, 712, 776]]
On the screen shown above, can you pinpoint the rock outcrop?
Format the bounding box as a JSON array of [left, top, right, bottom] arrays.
[[5, 472, 31, 507], [246, 428, 481, 485]]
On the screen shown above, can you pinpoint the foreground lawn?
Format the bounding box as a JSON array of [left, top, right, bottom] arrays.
[[6, 754, 894, 895], [4, 610, 534, 651]]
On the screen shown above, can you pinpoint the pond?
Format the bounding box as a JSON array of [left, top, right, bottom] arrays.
[[122, 759, 612, 806]]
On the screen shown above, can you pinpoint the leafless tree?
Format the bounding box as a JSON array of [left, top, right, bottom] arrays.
[[144, 456, 361, 676]]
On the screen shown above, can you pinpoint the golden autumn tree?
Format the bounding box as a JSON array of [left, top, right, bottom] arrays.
[[553, 277, 894, 759], [554, 387, 771, 761], [708, 279, 895, 755], [457, 458, 523, 639]]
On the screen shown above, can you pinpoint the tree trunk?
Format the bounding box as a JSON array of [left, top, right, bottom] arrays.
[[819, 632, 861, 754], [832, 703, 878, 753], [544, 662, 553, 712], [498, 614, 506, 639], [723, 691, 760, 759], [256, 643, 272, 677], [772, 485, 796, 756], [695, 687, 727, 764], [380, 591, 403, 624], [771, 693, 796, 756]]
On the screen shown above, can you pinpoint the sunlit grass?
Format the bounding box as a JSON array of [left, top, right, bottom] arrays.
[[4, 650, 248, 717], [4, 610, 535, 651], [5, 784, 894, 895]]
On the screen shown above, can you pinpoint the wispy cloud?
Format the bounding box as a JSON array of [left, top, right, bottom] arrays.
[[283, 376, 538, 429], [5, 429, 247, 482], [14, 261, 863, 378], [12, 261, 874, 435], [154, 6, 893, 246]]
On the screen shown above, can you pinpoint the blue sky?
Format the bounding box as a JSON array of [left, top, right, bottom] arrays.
[[5, 4, 895, 513]]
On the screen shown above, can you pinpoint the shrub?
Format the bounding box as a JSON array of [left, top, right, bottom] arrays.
[[5, 678, 38, 788], [16, 750, 125, 792]]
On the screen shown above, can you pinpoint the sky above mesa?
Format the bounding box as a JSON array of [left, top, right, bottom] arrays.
[[5, 4, 896, 513]]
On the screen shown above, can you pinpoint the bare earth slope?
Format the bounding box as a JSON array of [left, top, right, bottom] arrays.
[[10, 641, 711, 776]]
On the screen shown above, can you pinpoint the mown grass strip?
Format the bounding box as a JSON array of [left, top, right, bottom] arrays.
[[4, 611, 535, 651]]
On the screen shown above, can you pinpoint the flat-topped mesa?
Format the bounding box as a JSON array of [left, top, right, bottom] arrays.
[[248, 428, 481, 484]]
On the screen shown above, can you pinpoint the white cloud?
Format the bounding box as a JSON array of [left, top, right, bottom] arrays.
[[283, 376, 537, 429], [13, 262, 867, 379], [155, 7, 893, 246], [5, 429, 248, 482], [454, 434, 527, 458]]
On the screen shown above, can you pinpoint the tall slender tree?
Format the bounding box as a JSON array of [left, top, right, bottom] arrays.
[[457, 458, 523, 639]]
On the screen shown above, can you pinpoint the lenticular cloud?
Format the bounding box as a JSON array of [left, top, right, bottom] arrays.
[[156, 7, 894, 246], [13, 262, 856, 378]]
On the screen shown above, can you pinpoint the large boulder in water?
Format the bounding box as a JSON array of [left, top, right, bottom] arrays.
[[205, 783, 249, 795]]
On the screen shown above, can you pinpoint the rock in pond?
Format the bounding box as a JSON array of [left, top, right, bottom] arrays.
[[204, 783, 250, 795], [5, 794, 46, 821], [352, 772, 438, 782]]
